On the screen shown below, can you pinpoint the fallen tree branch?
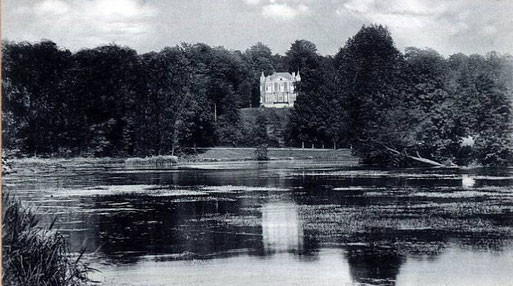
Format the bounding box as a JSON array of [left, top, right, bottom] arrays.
[[362, 138, 454, 167], [406, 153, 446, 167]]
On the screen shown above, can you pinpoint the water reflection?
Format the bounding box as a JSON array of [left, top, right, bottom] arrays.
[[261, 200, 304, 254], [396, 246, 513, 286], [4, 161, 513, 285], [461, 175, 476, 188], [92, 197, 265, 264], [345, 247, 403, 285]]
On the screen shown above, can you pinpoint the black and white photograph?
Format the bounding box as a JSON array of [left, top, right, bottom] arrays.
[[1, 0, 513, 285]]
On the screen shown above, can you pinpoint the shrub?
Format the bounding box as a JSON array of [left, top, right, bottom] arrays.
[[2, 194, 94, 286], [255, 144, 269, 161]]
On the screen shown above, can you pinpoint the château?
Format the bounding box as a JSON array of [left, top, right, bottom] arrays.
[[260, 71, 300, 108]]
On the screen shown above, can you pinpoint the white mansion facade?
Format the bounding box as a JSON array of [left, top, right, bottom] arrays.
[[260, 71, 301, 108]]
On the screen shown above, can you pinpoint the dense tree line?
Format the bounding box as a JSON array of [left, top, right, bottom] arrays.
[[3, 25, 512, 165], [1, 41, 287, 157], [289, 25, 512, 166]]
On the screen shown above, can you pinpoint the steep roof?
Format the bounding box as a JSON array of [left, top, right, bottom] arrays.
[[268, 72, 294, 81]]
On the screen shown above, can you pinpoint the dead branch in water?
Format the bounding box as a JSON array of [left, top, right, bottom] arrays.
[[361, 139, 454, 167]]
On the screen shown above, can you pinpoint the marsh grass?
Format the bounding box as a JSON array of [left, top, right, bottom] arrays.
[[2, 193, 95, 286]]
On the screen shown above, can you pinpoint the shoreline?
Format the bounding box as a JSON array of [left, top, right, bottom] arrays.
[[3, 147, 358, 172]]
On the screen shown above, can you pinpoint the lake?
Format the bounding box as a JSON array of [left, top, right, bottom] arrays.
[[3, 159, 513, 285]]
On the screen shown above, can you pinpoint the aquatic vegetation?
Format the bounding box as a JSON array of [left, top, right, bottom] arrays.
[[203, 185, 289, 193], [4, 159, 513, 285], [2, 194, 94, 286]]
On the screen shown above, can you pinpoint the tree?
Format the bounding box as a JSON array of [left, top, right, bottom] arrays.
[[244, 43, 275, 107], [185, 43, 251, 145], [2, 40, 73, 156], [288, 56, 346, 148], [403, 47, 462, 163], [449, 53, 512, 165], [215, 108, 244, 146], [472, 73, 512, 165], [286, 40, 320, 73], [335, 25, 406, 163], [70, 45, 140, 156], [253, 114, 268, 145], [137, 47, 193, 155], [272, 54, 288, 72]]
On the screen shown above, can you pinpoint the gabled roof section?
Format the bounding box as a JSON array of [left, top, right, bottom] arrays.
[[268, 72, 294, 81]]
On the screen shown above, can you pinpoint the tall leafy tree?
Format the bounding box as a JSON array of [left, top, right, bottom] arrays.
[[450, 53, 512, 165], [289, 56, 346, 147], [2, 41, 72, 156], [335, 25, 406, 162], [137, 48, 187, 155], [70, 45, 140, 156], [404, 47, 461, 162], [244, 42, 275, 107], [286, 40, 320, 73], [184, 43, 251, 145]]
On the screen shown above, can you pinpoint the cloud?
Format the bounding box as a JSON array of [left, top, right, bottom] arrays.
[[337, 0, 513, 55], [262, 3, 309, 20], [4, 0, 512, 55], [35, 0, 69, 14], [9, 0, 157, 50], [244, 0, 261, 5], [343, 0, 438, 17]]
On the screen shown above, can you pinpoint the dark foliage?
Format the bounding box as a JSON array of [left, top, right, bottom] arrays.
[[2, 41, 250, 157], [255, 144, 269, 161], [2, 27, 512, 165]]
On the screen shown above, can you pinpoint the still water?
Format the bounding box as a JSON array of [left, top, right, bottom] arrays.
[[4, 160, 513, 285]]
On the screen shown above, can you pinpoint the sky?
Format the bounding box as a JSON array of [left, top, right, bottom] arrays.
[[3, 0, 513, 56]]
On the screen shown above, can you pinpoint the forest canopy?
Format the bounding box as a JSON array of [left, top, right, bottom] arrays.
[[2, 25, 512, 166]]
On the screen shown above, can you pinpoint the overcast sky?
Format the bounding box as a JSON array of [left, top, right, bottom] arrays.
[[3, 0, 513, 56]]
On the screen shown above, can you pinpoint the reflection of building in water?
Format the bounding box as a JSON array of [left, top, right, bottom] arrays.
[[261, 201, 304, 253]]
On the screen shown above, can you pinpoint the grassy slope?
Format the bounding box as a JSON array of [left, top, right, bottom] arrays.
[[7, 148, 358, 170], [240, 107, 290, 124], [185, 147, 357, 162], [240, 107, 290, 147]]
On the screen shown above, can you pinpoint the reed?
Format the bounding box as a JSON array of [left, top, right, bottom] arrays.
[[2, 193, 94, 286]]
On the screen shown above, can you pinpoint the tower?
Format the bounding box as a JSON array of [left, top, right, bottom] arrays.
[[295, 70, 301, 81]]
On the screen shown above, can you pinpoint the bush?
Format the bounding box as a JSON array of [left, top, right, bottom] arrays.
[[2, 194, 94, 286], [255, 144, 269, 161]]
